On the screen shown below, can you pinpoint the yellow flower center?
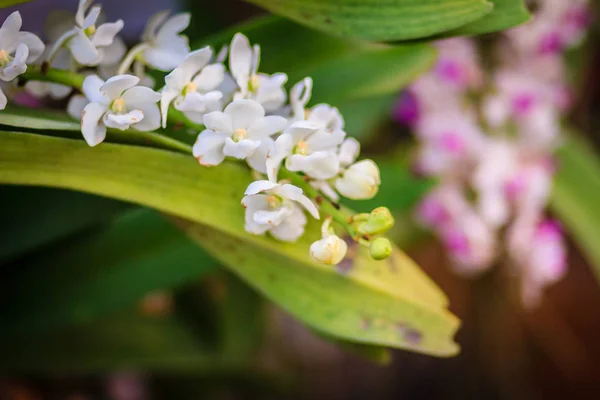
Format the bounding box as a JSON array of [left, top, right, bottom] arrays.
[[295, 141, 308, 156], [183, 81, 197, 95], [267, 195, 281, 209], [249, 74, 260, 92], [111, 97, 126, 113], [232, 128, 247, 142], [84, 25, 96, 36], [0, 49, 11, 67]]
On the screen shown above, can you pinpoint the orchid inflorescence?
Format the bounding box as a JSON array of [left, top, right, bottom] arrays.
[[0, 1, 391, 266], [395, 0, 590, 307]]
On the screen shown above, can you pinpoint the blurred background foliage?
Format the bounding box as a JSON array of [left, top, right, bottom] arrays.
[[1, 0, 600, 399]]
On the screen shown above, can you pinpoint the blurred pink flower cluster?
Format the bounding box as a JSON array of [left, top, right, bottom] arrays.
[[396, 0, 591, 307]]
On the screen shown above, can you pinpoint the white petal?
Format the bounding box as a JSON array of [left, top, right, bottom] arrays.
[[254, 208, 292, 227], [203, 111, 232, 133], [0, 43, 28, 81], [142, 44, 188, 72], [67, 94, 89, 119], [245, 180, 279, 196], [121, 86, 161, 107], [0, 12, 22, 51], [276, 184, 319, 219], [339, 137, 360, 166], [142, 10, 170, 42], [91, 20, 124, 47], [269, 206, 307, 242], [193, 63, 225, 92], [104, 109, 144, 130], [242, 195, 270, 235], [255, 73, 287, 112], [160, 89, 179, 128], [229, 33, 252, 88], [266, 133, 294, 182], [225, 99, 264, 130], [130, 102, 161, 132], [68, 29, 99, 65], [49, 83, 71, 99], [0, 86, 7, 109], [175, 91, 217, 113], [99, 36, 126, 66], [247, 115, 287, 139], [101, 74, 139, 100], [246, 137, 273, 174], [305, 128, 346, 151], [75, 0, 93, 27], [164, 67, 186, 91], [16, 32, 45, 62], [223, 137, 259, 159], [155, 13, 191, 45], [286, 151, 340, 180], [81, 5, 101, 29], [82, 74, 107, 103], [81, 102, 108, 146], [283, 121, 320, 141], [180, 47, 212, 83], [193, 129, 227, 166]]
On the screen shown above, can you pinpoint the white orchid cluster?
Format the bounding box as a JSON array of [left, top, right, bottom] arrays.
[[394, 0, 590, 307], [1, 3, 389, 266]]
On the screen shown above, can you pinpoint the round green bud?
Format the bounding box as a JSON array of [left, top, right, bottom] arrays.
[[369, 237, 393, 260], [355, 207, 395, 236]]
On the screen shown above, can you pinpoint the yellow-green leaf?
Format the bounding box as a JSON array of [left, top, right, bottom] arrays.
[[245, 0, 493, 41], [0, 131, 459, 356]]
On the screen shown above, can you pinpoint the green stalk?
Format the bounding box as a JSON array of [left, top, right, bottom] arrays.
[[21, 66, 85, 90]]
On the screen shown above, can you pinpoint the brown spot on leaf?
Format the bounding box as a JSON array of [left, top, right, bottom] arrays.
[[397, 322, 422, 345]]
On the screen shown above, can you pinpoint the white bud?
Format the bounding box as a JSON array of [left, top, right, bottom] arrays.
[[310, 234, 348, 265], [309, 217, 347, 265], [335, 159, 380, 200]]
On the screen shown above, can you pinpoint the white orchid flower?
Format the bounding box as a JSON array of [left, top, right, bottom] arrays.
[[241, 180, 319, 242], [46, 0, 123, 66], [0, 11, 45, 109], [138, 10, 191, 71], [310, 217, 347, 265], [229, 33, 287, 112], [193, 99, 287, 172], [160, 47, 225, 127], [77, 74, 161, 146], [266, 119, 346, 181]]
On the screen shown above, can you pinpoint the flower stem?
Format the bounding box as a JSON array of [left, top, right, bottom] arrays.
[[21, 66, 85, 89], [117, 43, 149, 75], [278, 168, 359, 239]]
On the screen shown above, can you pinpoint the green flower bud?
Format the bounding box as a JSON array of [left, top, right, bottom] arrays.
[[369, 237, 393, 260], [355, 207, 394, 236]]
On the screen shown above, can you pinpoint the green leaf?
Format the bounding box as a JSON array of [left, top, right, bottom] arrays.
[[245, 0, 493, 41], [309, 44, 436, 104], [198, 16, 366, 81], [178, 219, 459, 357], [0, 208, 217, 336], [0, 131, 459, 356], [0, 105, 79, 131], [448, 0, 530, 36], [199, 16, 436, 100], [0, 185, 130, 261], [551, 135, 600, 279], [0, 0, 31, 7], [0, 312, 221, 373]]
